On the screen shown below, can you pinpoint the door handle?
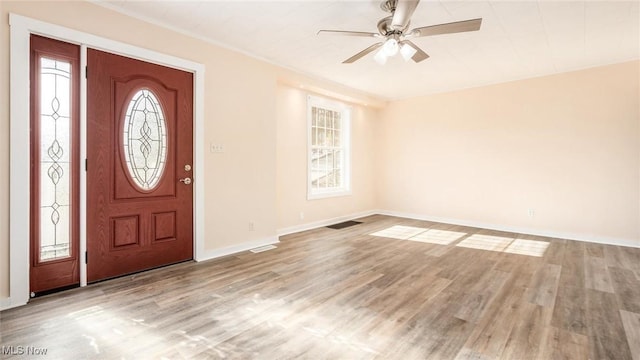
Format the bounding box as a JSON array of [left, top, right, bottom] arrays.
[[179, 177, 192, 185]]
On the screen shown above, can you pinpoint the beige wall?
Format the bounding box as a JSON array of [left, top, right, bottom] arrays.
[[1, 0, 279, 297], [276, 84, 379, 231], [378, 61, 640, 243], [2, 0, 638, 302], [0, 1, 380, 300]]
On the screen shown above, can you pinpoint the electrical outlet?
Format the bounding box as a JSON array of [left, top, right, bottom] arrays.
[[210, 143, 224, 153], [299, 212, 304, 220], [528, 209, 535, 218], [248, 221, 255, 231]]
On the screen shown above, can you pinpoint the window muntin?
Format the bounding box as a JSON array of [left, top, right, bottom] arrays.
[[308, 95, 351, 199]]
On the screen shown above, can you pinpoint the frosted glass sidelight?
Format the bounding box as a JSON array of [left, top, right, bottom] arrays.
[[123, 89, 167, 191], [39, 57, 71, 261]]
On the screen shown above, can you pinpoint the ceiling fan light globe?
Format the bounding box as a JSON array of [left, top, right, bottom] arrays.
[[374, 48, 388, 65], [400, 43, 417, 61], [382, 38, 399, 56]]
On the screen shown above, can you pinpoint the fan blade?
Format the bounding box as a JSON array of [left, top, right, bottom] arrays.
[[392, 0, 420, 30], [410, 18, 482, 37], [400, 40, 429, 62], [343, 43, 383, 63], [317, 30, 380, 38]]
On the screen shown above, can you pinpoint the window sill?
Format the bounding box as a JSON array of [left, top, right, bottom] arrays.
[[307, 190, 352, 201]]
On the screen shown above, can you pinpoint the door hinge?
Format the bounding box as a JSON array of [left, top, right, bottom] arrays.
[[85, 66, 88, 79], [85, 251, 88, 264], [85, 158, 88, 171]]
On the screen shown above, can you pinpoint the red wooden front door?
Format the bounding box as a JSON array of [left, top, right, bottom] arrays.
[[87, 49, 194, 282]]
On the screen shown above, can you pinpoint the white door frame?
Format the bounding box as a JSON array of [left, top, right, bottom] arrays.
[[8, 13, 206, 309]]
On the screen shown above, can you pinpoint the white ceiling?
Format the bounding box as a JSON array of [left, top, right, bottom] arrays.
[[97, 0, 640, 100]]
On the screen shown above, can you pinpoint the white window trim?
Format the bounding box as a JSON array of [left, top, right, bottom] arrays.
[[306, 95, 352, 200], [7, 13, 206, 310]]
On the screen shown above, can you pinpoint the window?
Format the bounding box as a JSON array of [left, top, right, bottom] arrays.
[[30, 35, 80, 266], [307, 95, 351, 199], [123, 89, 168, 191]]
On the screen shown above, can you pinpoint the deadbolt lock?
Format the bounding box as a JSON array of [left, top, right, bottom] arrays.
[[184, 164, 192, 171]]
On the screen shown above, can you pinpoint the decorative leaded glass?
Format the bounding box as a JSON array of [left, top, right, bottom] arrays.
[[39, 57, 71, 261], [123, 89, 167, 190]]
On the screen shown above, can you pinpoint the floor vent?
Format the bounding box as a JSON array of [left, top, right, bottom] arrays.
[[327, 220, 362, 230], [250, 245, 277, 253]]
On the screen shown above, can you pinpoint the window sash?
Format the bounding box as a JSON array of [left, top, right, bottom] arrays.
[[307, 96, 350, 199]]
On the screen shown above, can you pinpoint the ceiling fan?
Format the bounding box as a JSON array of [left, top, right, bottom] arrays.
[[317, 0, 482, 64]]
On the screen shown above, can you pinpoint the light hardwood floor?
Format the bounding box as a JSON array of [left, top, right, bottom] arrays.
[[1, 215, 639, 359]]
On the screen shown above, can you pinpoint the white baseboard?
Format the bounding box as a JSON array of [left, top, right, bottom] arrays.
[[0, 297, 27, 311], [195, 236, 280, 262], [377, 209, 640, 249], [277, 210, 378, 236], [0, 297, 10, 311], [3, 211, 635, 313]]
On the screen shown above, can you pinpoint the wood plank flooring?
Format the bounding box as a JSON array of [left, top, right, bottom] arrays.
[[1, 215, 639, 359]]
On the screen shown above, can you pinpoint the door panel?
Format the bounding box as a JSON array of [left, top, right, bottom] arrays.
[[30, 35, 80, 294], [87, 49, 193, 282]]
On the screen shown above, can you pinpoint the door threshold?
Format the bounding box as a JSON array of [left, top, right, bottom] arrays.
[[87, 258, 195, 285], [31, 284, 81, 299]]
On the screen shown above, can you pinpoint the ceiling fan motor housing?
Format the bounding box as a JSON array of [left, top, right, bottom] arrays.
[[380, 0, 398, 13], [377, 16, 408, 36], [317, 0, 482, 64]]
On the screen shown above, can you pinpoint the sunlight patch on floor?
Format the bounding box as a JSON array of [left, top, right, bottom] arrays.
[[371, 226, 468, 245], [370, 225, 427, 240], [456, 234, 514, 252], [408, 229, 467, 245], [371, 225, 549, 257], [457, 234, 549, 257], [504, 239, 550, 257]]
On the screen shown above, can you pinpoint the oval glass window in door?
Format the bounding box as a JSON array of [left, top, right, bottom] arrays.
[[123, 89, 167, 190]]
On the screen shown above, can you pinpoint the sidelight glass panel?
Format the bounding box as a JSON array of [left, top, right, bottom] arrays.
[[39, 57, 71, 261], [123, 89, 167, 191]]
